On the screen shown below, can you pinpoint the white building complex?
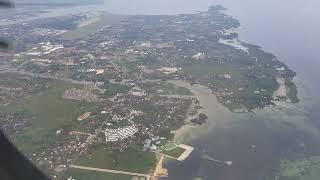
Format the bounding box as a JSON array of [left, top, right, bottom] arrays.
[[105, 126, 138, 142]]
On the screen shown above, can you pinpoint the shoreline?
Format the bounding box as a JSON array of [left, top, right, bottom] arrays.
[[170, 77, 307, 145], [167, 80, 233, 144]]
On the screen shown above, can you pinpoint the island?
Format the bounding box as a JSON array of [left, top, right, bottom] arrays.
[[0, 5, 298, 180]]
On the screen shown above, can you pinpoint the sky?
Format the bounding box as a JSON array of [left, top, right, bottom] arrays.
[[100, 0, 320, 62]]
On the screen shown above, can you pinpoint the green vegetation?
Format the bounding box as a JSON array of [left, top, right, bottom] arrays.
[[130, 97, 191, 132], [158, 129, 174, 140], [0, 73, 43, 87], [120, 60, 141, 73], [146, 70, 171, 80], [64, 169, 132, 180], [77, 146, 156, 174], [2, 80, 101, 154], [191, 113, 208, 125], [162, 147, 185, 159], [102, 83, 132, 98], [0, 5, 302, 180], [0, 73, 48, 94], [182, 63, 241, 79], [146, 82, 193, 96], [278, 156, 320, 180], [61, 14, 126, 40], [163, 143, 177, 151]]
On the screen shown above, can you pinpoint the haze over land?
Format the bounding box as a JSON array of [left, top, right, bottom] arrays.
[[1, 1, 320, 180]]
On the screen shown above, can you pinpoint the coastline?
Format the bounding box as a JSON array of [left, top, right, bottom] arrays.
[[167, 80, 234, 144], [170, 75, 305, 146]]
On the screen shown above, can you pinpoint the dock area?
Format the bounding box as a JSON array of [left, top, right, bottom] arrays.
[[153, 156, 168, 178], [157, 143, 194, 162], [177, 144, 194, 161]]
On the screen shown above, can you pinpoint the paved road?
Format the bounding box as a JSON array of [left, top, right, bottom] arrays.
[[0, 69, 96, 85], [70, 165, 152, 179], [153, 155, 168, 177], [69, 131, 93, 136]]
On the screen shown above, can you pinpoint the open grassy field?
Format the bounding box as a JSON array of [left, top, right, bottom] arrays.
[[182, 63, 241, 79], [163, 143, 177, 151], [147, 82, 193, 96], [162, 147, 186, 159], [3, 80, 101, 154], [61, 14, 126, 40], [77, 146, 156, 174], [0, 73, 43, 87]]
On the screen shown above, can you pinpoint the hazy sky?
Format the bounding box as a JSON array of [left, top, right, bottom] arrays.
[[100, 0, 320, 58], [100, 0, 320, 90], [102, 0, 215, 14], [9, 0, 320, 89], [101, 0, 320, 19]]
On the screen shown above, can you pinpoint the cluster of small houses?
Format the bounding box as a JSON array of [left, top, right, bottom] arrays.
[[105, 126, 139, 142], [26, 42, 64, 56], [104, 124, 166, 152]]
